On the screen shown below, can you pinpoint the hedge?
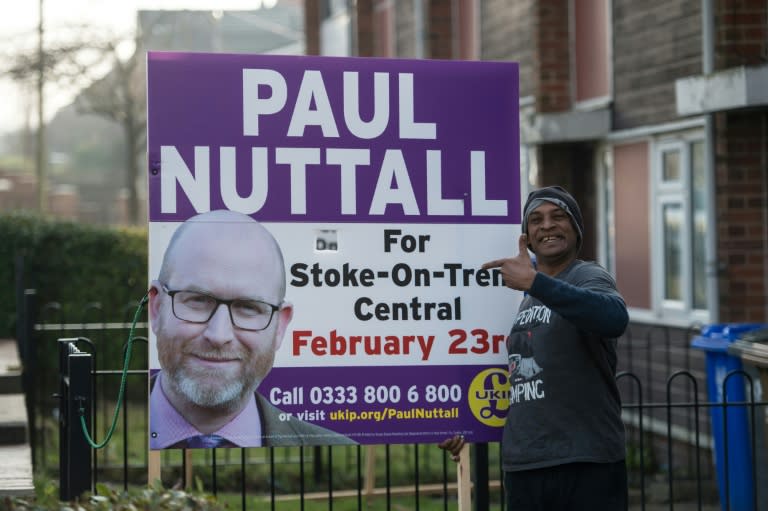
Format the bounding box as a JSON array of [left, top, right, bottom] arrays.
[[0, 212, 148, 338]]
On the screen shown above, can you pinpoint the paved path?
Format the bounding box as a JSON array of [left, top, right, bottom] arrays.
[[0, 338, 34, 497]]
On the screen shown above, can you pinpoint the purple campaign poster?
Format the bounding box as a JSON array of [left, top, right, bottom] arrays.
[[147, 52, 521, 449]]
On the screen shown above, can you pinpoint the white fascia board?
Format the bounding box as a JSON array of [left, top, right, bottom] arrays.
[[521, 107, 611, 144], [675, 64, 768, 116]]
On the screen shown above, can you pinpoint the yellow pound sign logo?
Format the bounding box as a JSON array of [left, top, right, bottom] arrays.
[[468, 368, 510, 427]]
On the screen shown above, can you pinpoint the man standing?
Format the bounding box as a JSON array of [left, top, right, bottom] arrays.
[[440, 186, 629, 510], [149, 209, 354, 448]]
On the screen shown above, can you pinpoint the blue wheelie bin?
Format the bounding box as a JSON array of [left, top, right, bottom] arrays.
[[691, 323, 768, 511]]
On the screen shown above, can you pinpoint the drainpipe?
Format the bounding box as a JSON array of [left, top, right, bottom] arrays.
[[702, 0, 714, 75], [702, 0, 719, 322]]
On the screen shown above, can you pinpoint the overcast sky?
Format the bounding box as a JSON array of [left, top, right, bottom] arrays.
[[0, 0, 278, 136]]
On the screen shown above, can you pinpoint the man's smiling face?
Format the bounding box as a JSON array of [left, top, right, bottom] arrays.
[[525, 201, 579, 262]]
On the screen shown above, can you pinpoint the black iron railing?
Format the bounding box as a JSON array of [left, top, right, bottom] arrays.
[[21, 301, 768, 510]]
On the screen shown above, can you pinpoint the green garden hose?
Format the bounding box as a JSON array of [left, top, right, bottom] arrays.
[[79, 293, 148, 449]]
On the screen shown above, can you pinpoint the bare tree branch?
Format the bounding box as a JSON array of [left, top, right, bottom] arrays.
[[2, 22, 146, 223]]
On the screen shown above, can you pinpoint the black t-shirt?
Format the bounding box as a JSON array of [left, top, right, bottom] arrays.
[[501, 260, 627, 472]]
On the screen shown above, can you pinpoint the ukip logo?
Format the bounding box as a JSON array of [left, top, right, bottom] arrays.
[[467, 367, 510, 427]]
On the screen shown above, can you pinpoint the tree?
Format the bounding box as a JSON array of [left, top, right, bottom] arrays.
[[1, 14, 143, 223], [74, 38, 146, 225]]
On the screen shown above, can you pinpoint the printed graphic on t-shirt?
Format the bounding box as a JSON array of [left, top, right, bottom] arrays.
[[508, 302, 551, 404], [508, 353, 542, 379], [513, 304, 551, 327], [508, 352, 545, 404]]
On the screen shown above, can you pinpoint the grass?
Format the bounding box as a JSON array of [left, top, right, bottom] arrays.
[[219, 493, 479, 511]]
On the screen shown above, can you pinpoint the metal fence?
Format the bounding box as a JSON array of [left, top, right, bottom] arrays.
[[17, 297, 768, 510]]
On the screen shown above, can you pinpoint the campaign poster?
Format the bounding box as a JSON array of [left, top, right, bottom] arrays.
[[147, 52, 521, 448]]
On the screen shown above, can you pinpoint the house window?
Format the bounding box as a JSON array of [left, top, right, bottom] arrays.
[[662, 150, 681, 183], [602, 135, 710, 324], [661, 200, 683, 303], [691, 140, 708, 310], [572, 0, 611, 106], [652, 136, 710, 320]]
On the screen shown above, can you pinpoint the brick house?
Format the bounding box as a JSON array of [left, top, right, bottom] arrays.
[[303, 0, 767, 329], [302, 0, 768, 477]]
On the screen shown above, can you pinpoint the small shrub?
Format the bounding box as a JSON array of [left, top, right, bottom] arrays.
[[1, 480, 228, 511]]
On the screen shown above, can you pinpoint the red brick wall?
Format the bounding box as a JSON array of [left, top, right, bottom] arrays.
[[713, 0, 768, 322], [534, 0, 571, 112], [326, 0, 490, 62], [715, 111, 768, 322], [427, 0, 455, 59], [715, 0, 768, 68]]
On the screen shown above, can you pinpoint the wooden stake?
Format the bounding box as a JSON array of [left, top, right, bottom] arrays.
[[364, 445, 377, 502], [457, 443, 471, 511], [148, 450, 161, 485], [185, 450, 193, 488]]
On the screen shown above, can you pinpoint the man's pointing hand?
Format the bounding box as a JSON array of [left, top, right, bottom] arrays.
[[481, 234, 537, 292]]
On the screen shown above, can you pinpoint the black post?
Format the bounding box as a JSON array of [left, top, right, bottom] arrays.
[[313, 445, 323, 483], [20, 288, 37, 384], [14, 254, 25, 356], [20, 289, 37, 466], [59, 340, 93, 501], [58, 339, 68, 495], [474, 442, 489, 511]]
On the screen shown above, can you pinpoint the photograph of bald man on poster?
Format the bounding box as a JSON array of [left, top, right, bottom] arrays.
[[148, 210, 356, 449]]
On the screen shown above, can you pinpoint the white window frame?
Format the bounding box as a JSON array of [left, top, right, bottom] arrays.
[[598, 122, 713, 327], [596, 145, 615, 275], [657, 191, 689, 312], [650, 132, 710, 325]]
